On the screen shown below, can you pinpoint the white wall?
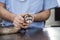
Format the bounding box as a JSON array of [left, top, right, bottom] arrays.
[[57, 0, 60, 7], [45, 9, 60, 27]]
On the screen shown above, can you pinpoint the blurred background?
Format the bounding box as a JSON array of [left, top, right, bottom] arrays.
[[45, 0, 60, 27]]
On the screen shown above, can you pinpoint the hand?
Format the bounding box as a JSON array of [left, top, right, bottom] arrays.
[[13, 14, 29, 29]]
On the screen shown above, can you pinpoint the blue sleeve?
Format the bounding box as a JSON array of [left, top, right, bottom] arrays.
[[44, 0, 58, 10], [0, 0, 5, 3]]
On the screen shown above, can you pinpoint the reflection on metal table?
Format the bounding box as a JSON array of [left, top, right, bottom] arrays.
[[0, 27, 60, 40]]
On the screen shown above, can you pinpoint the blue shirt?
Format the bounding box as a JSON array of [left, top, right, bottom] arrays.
[[0, 0, 58, 29]]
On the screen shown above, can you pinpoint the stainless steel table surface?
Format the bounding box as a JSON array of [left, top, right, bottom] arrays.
[[0, 27, 60, 40]]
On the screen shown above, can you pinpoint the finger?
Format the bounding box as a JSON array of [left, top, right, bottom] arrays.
[[15, 17, 24, 24], [22, 26, 28, 29], [15, 17, 28, 26], [14, 17, 29, 29], [13, 21, 20, 28], [13, 20, 23, 28], [13, 23, 21, 30], [22, 23, 29, 29], [23, 23, 29, 26], [18, 15, 24, 21]]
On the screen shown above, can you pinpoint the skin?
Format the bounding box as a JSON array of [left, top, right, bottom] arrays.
[[0, 2, 50, 34]]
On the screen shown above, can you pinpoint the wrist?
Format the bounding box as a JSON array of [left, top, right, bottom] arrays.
[[11, 14, 16, 22], [32, 14, 36, 22]]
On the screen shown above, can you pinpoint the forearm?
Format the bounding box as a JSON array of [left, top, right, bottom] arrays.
[[0, 6, 16, 22], [34, 10, 50, 22]]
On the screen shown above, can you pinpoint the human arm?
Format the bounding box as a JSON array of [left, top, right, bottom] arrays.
[[0, 2, 16, 22], [33, 10, 50, 22]]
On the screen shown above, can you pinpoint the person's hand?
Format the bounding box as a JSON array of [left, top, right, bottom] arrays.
[[13, 14, 29, 29]]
